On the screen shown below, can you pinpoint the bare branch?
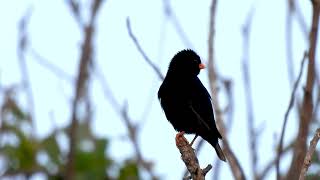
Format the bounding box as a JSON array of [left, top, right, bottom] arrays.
[[65, 0, 104, 179], [299, 128, 320, 180], [241, 4, 258, 179], [17, 7, 35, 128], [286, 0, 320, 179], [212, 79, 234, 180], [207, 0, 246, 179], [182, 138, 205, 178], [121, 102, 158, 179], [89, 0, 103, 24], [175, 133, 212, 180], [94, 66, 158, 179], [162, 0, 194, 49], [29, 48, 74, 83], [276, 52, 308, 179], [286, 0, 296, 86], [65, 25, 94, 180], [66, 0, 83, 27], [126, 17, 164, 80], [294, 3, 308, 39]]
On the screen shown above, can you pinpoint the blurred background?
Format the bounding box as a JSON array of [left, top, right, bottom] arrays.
[[0, 0, 319, 179]]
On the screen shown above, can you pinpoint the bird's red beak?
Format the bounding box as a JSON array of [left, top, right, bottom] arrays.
[[199, 63, 206, 69]]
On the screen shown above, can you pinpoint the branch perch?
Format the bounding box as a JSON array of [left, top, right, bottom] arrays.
[[175, 133, 212, 180], [299, 128, 320, 180]]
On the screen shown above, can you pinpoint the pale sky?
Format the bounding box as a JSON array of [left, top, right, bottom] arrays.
[[0, 0, 316, 179]]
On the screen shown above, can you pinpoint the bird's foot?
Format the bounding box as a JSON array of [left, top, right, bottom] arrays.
[[175, 131, 187, 147], [175, 131, 185, 140]]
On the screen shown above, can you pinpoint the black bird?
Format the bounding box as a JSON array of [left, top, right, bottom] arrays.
[[158, 49, 226, 162]]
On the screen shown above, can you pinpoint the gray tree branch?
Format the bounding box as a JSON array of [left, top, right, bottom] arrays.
[[126, 18, 164, 80]]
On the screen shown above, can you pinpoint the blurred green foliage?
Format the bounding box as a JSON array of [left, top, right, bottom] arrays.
[[0, 89, 140, 179], [118, 161, 139, 180]]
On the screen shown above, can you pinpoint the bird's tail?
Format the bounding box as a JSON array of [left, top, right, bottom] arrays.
[[214, 143, 227, 162]]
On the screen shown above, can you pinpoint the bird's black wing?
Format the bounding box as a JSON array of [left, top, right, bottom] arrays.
[[189, 77, 222, 139], [188, 104, 211, 130]]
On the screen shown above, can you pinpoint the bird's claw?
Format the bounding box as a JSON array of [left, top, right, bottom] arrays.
[[175, 131, 187, 147], [176, 131, 185, 139]]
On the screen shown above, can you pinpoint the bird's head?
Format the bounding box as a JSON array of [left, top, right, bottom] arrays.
[[168, 49, 205, 77]]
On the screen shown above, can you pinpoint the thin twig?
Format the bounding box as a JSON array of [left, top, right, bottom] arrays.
[[286, 0, 296, 86], [213, 79, 234, 180], [29, 48, 74, 83], [292, 0, 309, 39], [312, 85, 320, 122], [95, 66, 158, 179], [285, 0, 304, 151], [17, 7, 35, 129], [299, 128, 320, 180], [162, 0, 194, 49], [126, 17, 164, 80], [241, 4, 258, 179], [66, 0, 83, 27], [121, 102, 158, 180], [286, 0, 320, 179], [276, 51, 308, 179]]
